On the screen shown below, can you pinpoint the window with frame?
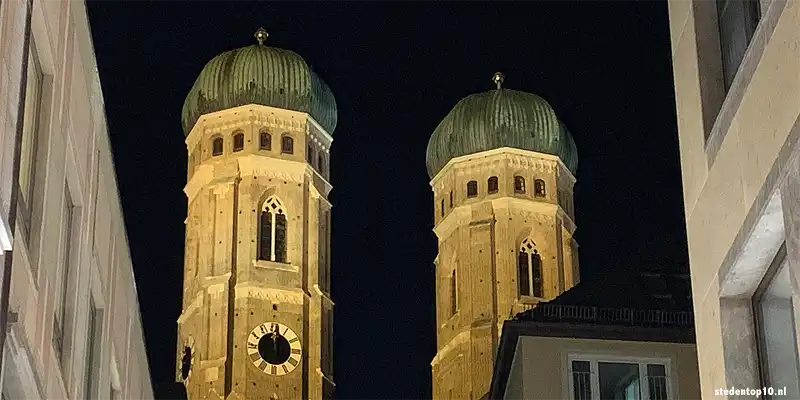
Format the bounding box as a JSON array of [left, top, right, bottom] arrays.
[[54, 184, 76, 365], [307, 145, 314, 163], [258, 196, 288, 263], [466, 180, 478, 198], [514, 176, 526, 194], [569, 357, 670, 400], [534, 178, 546, 197], [281, 135, 294, 154], [450, 269, 457, 316], [753, 243, 800, 397], [259, 130, 271, 150], [318, 154, 325, 175], [518, 238, 543, 298], [488, 176, 499, 194], [211, 137, 223, 156], [716, 0, 761, 91], [85, 296, 103, 400], [232, 132, 244, 152], [18, 40, 44, 241]]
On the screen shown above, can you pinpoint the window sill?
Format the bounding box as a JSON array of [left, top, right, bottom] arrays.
[[252, 259, 298, 273]]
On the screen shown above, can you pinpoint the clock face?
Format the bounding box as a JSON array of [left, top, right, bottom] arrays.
[[247, 322, 302, 376]]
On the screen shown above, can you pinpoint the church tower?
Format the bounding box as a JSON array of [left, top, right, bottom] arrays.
[[425, 73, 580, 399], [175, 29, 336, 400]]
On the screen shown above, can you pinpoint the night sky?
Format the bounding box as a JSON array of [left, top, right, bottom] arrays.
[[85, 2, 688, 399]]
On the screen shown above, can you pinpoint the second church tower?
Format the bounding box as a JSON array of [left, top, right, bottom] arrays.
[[426, 73, 580, 400]]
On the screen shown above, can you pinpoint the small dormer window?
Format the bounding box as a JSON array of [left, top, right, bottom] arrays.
[[514, 176, 526, 194], [233, 132, 244, 152], [534, 179, 546, 197], [281, 135, 294, 154], [466, 181, 478, 198], [259, 130, 271, 150], [488, 176, 498, 194], [212, 137, 223, 156]]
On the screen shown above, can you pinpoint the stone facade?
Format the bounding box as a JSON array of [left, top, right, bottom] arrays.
[[667, 0, 800, 397], [430, 147, 578, 400], [0, 0, 153, 399], [177, 104, 334, 400]]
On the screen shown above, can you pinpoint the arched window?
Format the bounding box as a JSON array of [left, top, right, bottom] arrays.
[[233, 132, 244, 152], [281, 135, 294, 154], [467, 180, 478, 197], [534, 179, 546, 197], [307, 145, 314, 163], [450, 269, 457, 316], [258, 196, 288, 263], [514, 176, 526, 194], [212, 137, 223, 156], [440, 199, 445, 217], [259, 130, 271, 150], [488, 176, 499, 194], [518, 238, 543, 297], [318, 154, 325, 174], [449, 191, 453, 208]]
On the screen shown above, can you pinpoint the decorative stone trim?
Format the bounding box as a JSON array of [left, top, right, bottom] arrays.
[[234, 285, 305, 305]]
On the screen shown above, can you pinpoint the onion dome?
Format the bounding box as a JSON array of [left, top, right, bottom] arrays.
[[181, 28, 337, 135], [425, 72, 578, 178]]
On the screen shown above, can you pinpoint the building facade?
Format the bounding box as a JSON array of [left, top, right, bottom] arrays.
[[176, 29, 336, 400], [425, 73, 580, 400], [488, 268, 700, 400], [668, 0, 800, 397], [0, 0, 154, 399], [0, 0, 32, 384]]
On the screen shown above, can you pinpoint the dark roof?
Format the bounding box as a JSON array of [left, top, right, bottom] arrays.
[[488, 267, 696, 400], [517, 265, 693, 319]]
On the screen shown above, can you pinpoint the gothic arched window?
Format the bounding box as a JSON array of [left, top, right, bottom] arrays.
[[259, 130, 271, 150], [258, 196, 288, 263], [233, 132, 244, 152], [212, 137, 223, 156], [281, 135, 294, 154], [450, 269, 457, 316], [467, 180, 478, 198], [514, 176, 526, 194], [518, 238, 543, 297], [488, 176, 499, 194], [534, 179, 546, 197]]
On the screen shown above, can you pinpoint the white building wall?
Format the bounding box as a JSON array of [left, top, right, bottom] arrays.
[[668, 0, 800, 397], [0, 0, 153, 399]]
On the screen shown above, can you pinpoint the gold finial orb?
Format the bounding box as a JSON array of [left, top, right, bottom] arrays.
[[492, 72, 505, 89], [254, 27, 269, 45]]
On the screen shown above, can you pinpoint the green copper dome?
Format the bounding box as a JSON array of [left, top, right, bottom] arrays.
[[182, 29, 337, 135], [425, 77, 578, 178]]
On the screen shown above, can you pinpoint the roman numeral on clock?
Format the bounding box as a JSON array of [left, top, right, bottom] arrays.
[[288, 337, 299, 343], [247, 342, 257, 349], [282, 364, 289, 374], [288, 356, 299, 367], [291, 348, 301, 355], [271, 365, 277, 375]]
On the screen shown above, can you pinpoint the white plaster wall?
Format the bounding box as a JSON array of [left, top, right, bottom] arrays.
[[1, 0, 153, 399], [668, 0, 800, 397]]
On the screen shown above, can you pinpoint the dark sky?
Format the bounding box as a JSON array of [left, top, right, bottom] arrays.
[[86, 2, 688, 399]]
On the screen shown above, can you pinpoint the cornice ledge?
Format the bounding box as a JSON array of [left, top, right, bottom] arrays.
[[313, 284, 335, 306], [234, 285, 306, 305], [430, 330, 470, 366]]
